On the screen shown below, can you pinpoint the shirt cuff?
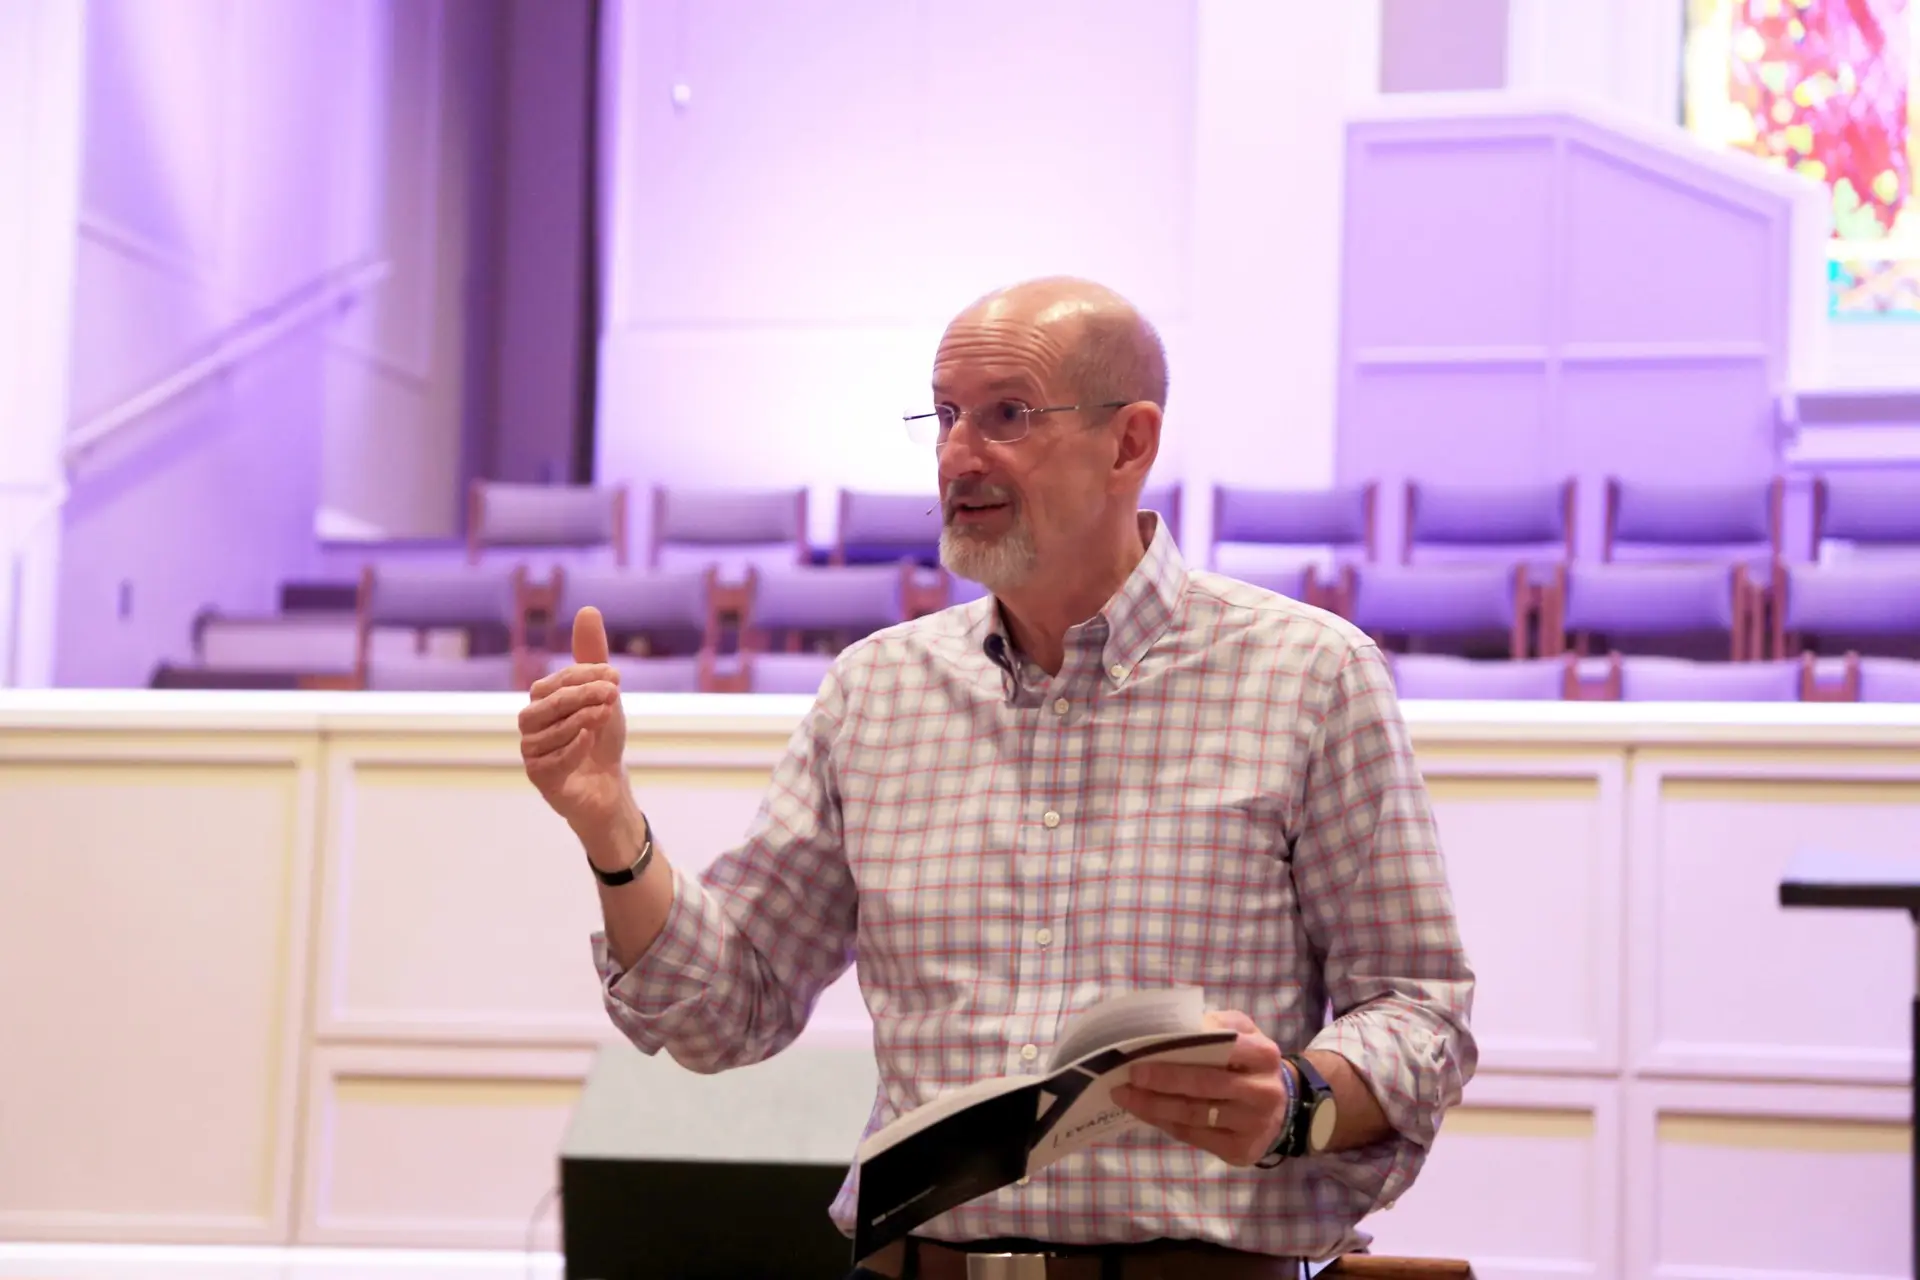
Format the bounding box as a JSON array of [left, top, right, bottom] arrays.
[[1306, 1015, 1451, 1212], [589, 861, 728, 1054]]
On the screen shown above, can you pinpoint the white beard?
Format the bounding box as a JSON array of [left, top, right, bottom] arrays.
[[940, 518, 1039, 595]]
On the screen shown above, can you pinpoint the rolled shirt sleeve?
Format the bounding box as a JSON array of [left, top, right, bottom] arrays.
[[591, 666, 859, 1074], [1292, 642, 1478, 1210]]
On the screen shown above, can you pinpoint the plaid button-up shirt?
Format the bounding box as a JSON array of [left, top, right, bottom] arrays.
[[594, 516, 1476, 1259]]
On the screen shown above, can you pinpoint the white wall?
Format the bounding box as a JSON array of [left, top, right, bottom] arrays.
[[595, 0, 1383, 550], [0, 0, 84, 688]]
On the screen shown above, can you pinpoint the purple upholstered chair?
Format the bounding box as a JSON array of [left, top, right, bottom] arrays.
[[549, 565, 718, 664], [354, 564, 528, 691], [1607, 654, 1810, 702], [1772, 562, 1920, 659], [742, 563, 911, 655], [1848, 655, 1920, 702], [737, 651, 838, 695], [1140, 482, 1183, 545], [833, 490, 942, 567], [1402, 480, 1574, 565], [1347, 564, 1530, 658], [1388, 654, 1571, 700], [1233, 566, 1320, 606], [1210, 484, 1376, 568], [1812, 473, 1920, 557], [649, 485, 809, 569], [1543, 563, 1756, 661], [467, 481, 628, 566], [1603, 478, 1781, 566], [603, 654, 706, 693], [945, 574, 992, 606]]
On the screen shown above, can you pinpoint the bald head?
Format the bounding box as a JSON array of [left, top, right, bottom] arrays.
[[957, 277, 1168, 412]]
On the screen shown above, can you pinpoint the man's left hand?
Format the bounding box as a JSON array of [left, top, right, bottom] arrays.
[[1111, 1010, 1291, 1166]]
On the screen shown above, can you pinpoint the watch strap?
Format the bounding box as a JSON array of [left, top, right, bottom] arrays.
[[1254, 1061, 1298, 1168], [1282, 1053, 1333, 1158], [589, 813, 654, 886]]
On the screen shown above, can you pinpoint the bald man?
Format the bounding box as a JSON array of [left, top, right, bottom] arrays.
[[520, 278, 1476, 1278]]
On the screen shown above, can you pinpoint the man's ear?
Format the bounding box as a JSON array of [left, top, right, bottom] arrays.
[[1111, 401, 1162, 487]]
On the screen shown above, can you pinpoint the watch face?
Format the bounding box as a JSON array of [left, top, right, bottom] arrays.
[[1309, 1097, 1339, 1152]]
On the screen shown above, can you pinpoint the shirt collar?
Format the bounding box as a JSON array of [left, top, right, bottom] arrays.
[[974, 511, 1187, 688]]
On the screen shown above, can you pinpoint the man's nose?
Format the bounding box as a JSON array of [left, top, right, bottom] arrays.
[[936, 418, 991, 480]]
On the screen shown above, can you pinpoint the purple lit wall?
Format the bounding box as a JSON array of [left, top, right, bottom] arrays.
[[0, 0, 82, 690], [48, 0, 549, 686], [1379, 0, 1509, 93], [593, 0, 1379, 551], [1336, 100, 1830, 559], [53, 0, 371, 687]]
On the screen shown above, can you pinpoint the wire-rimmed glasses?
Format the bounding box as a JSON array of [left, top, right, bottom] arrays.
[[903, 399, 1129, 446]]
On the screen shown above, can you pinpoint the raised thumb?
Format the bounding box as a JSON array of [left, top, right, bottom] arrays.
[[572, 605, 612, 665]]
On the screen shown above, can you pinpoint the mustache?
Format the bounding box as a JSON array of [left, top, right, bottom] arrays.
[[940, 482, 1014, 515]]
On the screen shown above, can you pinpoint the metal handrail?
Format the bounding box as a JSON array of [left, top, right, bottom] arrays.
[[2, 256, 388, 686], [64, 256, 390, 466]]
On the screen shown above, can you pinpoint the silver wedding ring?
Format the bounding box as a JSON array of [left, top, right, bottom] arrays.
[[1206, 1104, 1220, 1128]]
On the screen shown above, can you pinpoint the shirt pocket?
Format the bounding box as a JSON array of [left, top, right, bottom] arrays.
[[1090, 797, 1299, 1001]]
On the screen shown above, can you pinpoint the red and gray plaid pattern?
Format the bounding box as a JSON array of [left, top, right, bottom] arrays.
[[594, 518, 1476, 1258]]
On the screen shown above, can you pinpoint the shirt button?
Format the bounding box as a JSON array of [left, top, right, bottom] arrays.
[[1035, 927, 1053, 948], [1042, 810, 1060, 828], [1052, 698, 1069, 715], [1020, 1043, 1038, 1062], [1109, 664, 1126, 680], [1017, 1175, 1031, 1187]]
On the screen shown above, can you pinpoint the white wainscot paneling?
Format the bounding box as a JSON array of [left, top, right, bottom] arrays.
[[1629, 756, 1920, 1084], [314, 734, 874, 1045], [1363, 1075, 1621, 1280], [0, 733, 318, 1242], [318, 739, 750, 1042], [1627, 1079, 1909, 1280], [298, 1045, 589, 1249], [630, 748, 870, 1043], [1422, 755, 1625, 1073]]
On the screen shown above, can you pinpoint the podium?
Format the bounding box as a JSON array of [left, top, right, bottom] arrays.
[[559, 1039, 878, 1279], [1779, 849, 1920, 1279]]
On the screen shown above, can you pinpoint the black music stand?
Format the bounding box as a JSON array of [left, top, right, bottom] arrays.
[[559, 1039, 877, 1279], [1779, 848, 1920, 1278]]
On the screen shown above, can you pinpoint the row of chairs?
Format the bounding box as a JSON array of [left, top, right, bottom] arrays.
[[462, 473, 1920, 569], [1390, 652, 1920, 703], [337, 555, 1920, 695], [344, 560, 957, 692], [1280, 558, 1920, 662], [1217, 474, 1916, 564]]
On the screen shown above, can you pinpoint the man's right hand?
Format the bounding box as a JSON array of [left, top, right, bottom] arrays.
[[520, 606, 633, 838]]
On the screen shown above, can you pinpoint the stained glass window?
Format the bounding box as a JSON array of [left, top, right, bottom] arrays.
[[1684, 0, 1920, 320]]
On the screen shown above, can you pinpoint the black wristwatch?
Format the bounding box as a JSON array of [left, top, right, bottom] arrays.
[[1257, 1054, 1337, 1167], [589, 812, 655, 887]]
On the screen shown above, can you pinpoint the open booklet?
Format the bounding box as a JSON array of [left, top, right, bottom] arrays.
[[851, 989, 1237, 1260]]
